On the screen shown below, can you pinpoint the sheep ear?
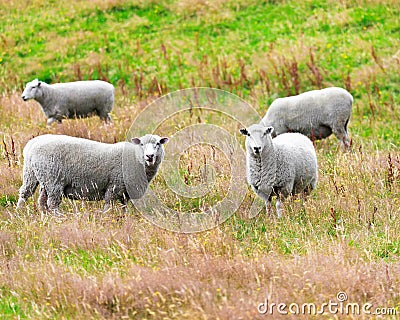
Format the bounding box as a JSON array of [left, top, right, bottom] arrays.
[[265, 126, 274, 135], [239, 128, 249, 136], [131, 138, 141, 145], [159, 137, 169, 144]]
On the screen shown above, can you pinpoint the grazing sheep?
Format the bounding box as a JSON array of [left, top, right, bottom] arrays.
[[16, 134, 168, 215], [240, 124, 318, 218], [21, 79, 114, 125], [261, 87, 353, 147]]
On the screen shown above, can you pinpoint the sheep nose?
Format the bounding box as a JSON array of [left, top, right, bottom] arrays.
[[254, 147, 261, 154], [146, 154, 154, 161]]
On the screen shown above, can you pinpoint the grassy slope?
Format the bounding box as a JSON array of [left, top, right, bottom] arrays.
[[0, 0, 399, 318]]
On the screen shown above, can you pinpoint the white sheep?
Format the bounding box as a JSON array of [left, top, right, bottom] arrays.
[[261, 87, 353, 148], [240, 124, 318, 218], [21, 79, 114, 125], [16, 134, 168, 214]]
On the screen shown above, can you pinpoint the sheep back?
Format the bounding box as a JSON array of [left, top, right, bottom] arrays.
[[23, 134, 147, 201], [49, 81, 114, 117], [262, 87, 353, 138]]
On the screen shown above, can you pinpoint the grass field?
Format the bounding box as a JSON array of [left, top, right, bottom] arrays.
[[0, 0, 399, 318]]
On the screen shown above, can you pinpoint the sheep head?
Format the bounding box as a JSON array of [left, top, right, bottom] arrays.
[[21, 79, 42, 101], [132, 134, 169, 166], [240, 124, 274, 156]]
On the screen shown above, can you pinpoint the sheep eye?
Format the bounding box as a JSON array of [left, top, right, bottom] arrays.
[[156, 142, 160, 146], [140, 143, 144, 146]]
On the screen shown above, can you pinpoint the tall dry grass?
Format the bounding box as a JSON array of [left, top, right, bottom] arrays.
[[1, 211, 399, 319]]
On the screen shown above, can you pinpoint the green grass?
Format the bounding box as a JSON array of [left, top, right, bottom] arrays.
[[0, 291, 26, 319], [2, 1, 399, 102], [0, 195, 17, 207], [0, 0, 399, 318]]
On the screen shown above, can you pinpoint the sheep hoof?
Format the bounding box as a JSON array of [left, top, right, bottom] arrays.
[[51, 210, 66, 220], [103, 204, 112, 213], [16, 198, 25, 210]]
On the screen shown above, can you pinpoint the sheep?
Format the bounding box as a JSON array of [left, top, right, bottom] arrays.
[[21, 79, 114, 125], [261, 87, 353, 148], [240, 124, 318, 218], [16, 134, 168, 215]]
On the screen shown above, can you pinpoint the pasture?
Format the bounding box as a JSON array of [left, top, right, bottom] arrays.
[[0, 0, 399, 318]]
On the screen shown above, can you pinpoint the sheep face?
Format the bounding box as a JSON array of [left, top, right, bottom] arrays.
[[21, 79, 43, 101], [132, 134, 169, 166], [240, 124, 274, 156]]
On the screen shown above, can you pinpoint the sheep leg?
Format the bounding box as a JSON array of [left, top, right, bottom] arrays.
[[98, 110, 112, 124], [46, 190, 63, 216], [17, 167, 39, 209], [38, 186, 49, 211], [275, 192, 290, 219], [47, 117, 56, 126], [304, 177, 317, 195], [252, 186, 274, 217], [333, 124, 350, 149], [104, 114, 113, 123], [276, 198, 283, 218], [103, 189, 128, 213], [119, 196, 129, 213], [266, 200, 273, 217], [46, 117, 62, 126], [103, 188, 115, 212], [121, 193, 129, 208], [275, 183, 293, 218]]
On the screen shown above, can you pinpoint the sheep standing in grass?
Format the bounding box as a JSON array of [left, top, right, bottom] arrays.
[[240, 124, 318, 218], [261, 87, 353, 148], [21, 79, 114, 125], [16, 134, 168, 215]]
